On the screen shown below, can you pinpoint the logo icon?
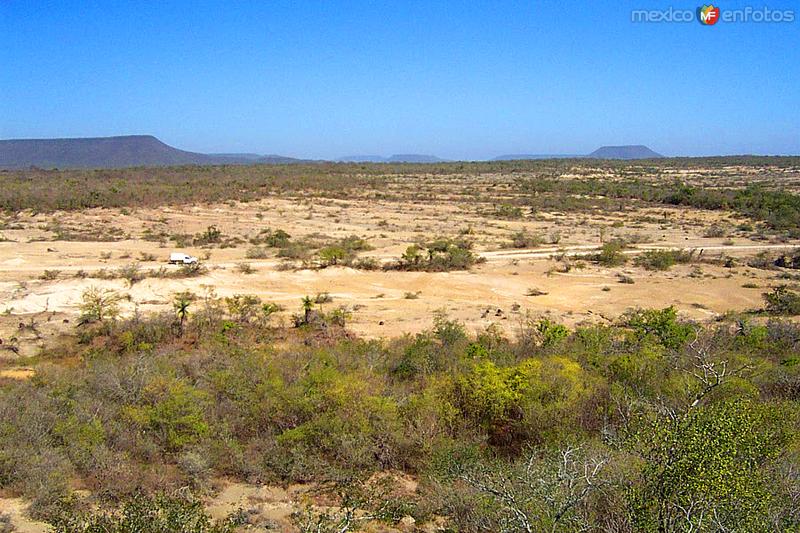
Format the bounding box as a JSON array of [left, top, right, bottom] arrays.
[[698, 5, 721, 25]]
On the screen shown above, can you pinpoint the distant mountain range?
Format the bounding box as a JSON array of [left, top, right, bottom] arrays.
[[0, 135, 307, 169], [337, 154, 447, 163], [0, 135, 664, 169], [496, 145, 663, 161], [493, 154, 581, 161]]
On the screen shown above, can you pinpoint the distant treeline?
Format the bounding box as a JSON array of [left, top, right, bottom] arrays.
[[1, 157, 799, 217], [517, 178, 800, 232]]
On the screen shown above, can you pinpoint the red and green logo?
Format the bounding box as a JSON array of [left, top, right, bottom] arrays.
[[698, 5, 721, 24]]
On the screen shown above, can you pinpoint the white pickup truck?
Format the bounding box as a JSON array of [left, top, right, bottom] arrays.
[[169, 252, 199, 265]]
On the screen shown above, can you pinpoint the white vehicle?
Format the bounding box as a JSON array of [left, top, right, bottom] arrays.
[[169, 252, 199, 265]]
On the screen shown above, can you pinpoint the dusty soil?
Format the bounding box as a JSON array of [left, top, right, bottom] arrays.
[[0, 188, 796, 361]]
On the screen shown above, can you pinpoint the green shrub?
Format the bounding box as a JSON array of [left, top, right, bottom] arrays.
[[634, 249, 694, 271], [535, 319, 569, 347], [78, 287, 121, 324], [193, 225, 222, 246], [509, 230, 544, 249], [49, 493, 244, 532], [395, 238, 480, 272], [454, 356, 593, 447], [625, 306, 694, 350], [763, 285, 800, 315], [593, 241, 627, 266], [630, 400, 795, 532], [123, 378, 210, 452]]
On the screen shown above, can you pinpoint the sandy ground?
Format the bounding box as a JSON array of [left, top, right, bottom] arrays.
[[0, 497, 48, 533], [0, 191, 796, 361]]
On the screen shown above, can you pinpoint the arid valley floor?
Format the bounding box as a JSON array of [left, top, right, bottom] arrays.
[[2, 159, 800, 531]]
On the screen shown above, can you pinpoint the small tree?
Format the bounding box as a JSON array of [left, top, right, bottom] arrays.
[[79, 287, 121, 324], [173, 292, 192, 335], [456, 446, 609, 533], [401, 244, 422, 267], [301, 295, 314, 325], [319, 246, 346, 267], [593, 241, 627, 266]]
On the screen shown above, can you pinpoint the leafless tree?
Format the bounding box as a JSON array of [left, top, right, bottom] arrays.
[[460, 446, 609, 533]]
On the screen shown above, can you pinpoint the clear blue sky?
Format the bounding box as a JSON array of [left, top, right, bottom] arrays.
[[2, 1, 798, 159]]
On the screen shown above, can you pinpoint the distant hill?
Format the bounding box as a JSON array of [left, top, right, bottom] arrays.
[[493, 154, 581, 161], [208, 152, 263, 160], [337, 155, 388, 163], [586, 145, 663, 159], [338, 154, 446, 163], [0, 135, 304, 169], [387, 154, 445, 163]]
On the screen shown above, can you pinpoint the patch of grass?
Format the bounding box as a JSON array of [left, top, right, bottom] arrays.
[[525, 287, 548, 296], [236, 262, 255, 275], [245, 246, 270, 259], [40, 269, 61, 281]]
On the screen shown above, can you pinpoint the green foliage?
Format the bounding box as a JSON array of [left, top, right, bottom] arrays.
[[318, 245, 347, 266], [173, 291, 191, 332], [274, 364, 405, 474], [593, 240, 627, 266], [509, 230, 544, 249], [124, 378, 210, 451], [50, 493, 244, 532], [630, 400, 796, 532], [78, 286, 121, 324], [535, 319, 569, 347], [440, 446, 612, 532], [224, 294, 262, 323], [625, 306, 694, 350], [250, 228, 292, 248], [396, 238, 479, 271], [192, 225, 222, 246], [634, 249, 695, 271], [454, 356, 592, 446], [763, 285, 800, 315], [318, 235, 372, 267], [1, 303, 800, 528]]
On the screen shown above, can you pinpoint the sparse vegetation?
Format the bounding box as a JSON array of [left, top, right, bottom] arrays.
[[763, 285, 800, 315], [395, 238, 481, 271], [235, 262, 255, 274], [634, 249, 695, 271], [592, 240, 627, 266], [40, 269, 61, 281]]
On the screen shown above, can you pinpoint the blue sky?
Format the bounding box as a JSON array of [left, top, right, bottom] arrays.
[[1, 1, 798, 159]]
